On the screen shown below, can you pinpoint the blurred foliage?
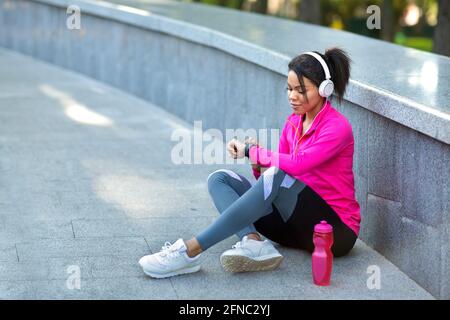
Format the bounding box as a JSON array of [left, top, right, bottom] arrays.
[[182, 0, 439, 53], [395, 35, 433, 51]]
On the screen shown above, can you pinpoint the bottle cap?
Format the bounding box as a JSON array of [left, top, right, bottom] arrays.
[[314, 220, 333, 233]]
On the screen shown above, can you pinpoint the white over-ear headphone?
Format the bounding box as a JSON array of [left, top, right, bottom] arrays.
[[303, 52, 334, 98]]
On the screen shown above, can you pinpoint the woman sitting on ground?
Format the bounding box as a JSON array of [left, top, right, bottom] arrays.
[[138, 47, 361, 278]]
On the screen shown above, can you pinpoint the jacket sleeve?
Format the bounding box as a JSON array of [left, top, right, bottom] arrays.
[[252, 119, 290, 180], [249, 121, 352, 176], [278, 122, 290, 154]]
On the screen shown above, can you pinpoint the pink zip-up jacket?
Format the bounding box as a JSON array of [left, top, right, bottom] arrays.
[[249, 100, 361, 236]]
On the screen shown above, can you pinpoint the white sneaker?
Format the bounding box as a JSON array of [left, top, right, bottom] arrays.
[[138, 239, 202, 278], [220, 236, 283, 273]]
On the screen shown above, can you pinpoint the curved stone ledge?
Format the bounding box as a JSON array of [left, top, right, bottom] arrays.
[[30, 0, 450, 145]]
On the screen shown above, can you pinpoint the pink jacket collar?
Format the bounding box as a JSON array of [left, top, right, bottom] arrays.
[[291, 99, 331, 135]]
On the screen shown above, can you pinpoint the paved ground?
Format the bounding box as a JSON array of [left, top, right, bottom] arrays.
[[0, 48, 434, 299]]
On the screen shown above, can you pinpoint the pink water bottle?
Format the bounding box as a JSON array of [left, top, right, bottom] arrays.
[[312, 220, 334, 286]]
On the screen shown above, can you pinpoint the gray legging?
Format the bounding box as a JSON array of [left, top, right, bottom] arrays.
[[196, 167, 306, 250]]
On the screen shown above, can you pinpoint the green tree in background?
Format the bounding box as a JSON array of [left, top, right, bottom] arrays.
[[299, 0, 321, 24], [182, 0, 447, 56]]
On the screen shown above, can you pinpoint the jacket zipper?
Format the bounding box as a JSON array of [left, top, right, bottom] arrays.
[[292, 100, 328, 153]]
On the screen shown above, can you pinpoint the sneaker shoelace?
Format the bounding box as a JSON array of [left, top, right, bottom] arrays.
[[232, 241, 243, 249], [159, 241, 181, 259]]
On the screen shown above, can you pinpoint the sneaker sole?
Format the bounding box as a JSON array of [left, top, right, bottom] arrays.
[[142, 264, 201, 279], [220, 254, 283, 273]]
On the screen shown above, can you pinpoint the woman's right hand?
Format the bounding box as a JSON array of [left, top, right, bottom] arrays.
[[227, 138, 246, 159]]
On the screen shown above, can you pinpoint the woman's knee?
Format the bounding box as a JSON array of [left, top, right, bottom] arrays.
[[259, 167, 289, 185], [207, 169, 242, 191]]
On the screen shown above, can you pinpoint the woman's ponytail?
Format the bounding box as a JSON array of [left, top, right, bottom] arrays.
[[324, 47, 351, 103]]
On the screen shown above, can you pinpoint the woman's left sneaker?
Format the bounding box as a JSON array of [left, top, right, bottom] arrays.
[[138, 239, 202, 278]]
